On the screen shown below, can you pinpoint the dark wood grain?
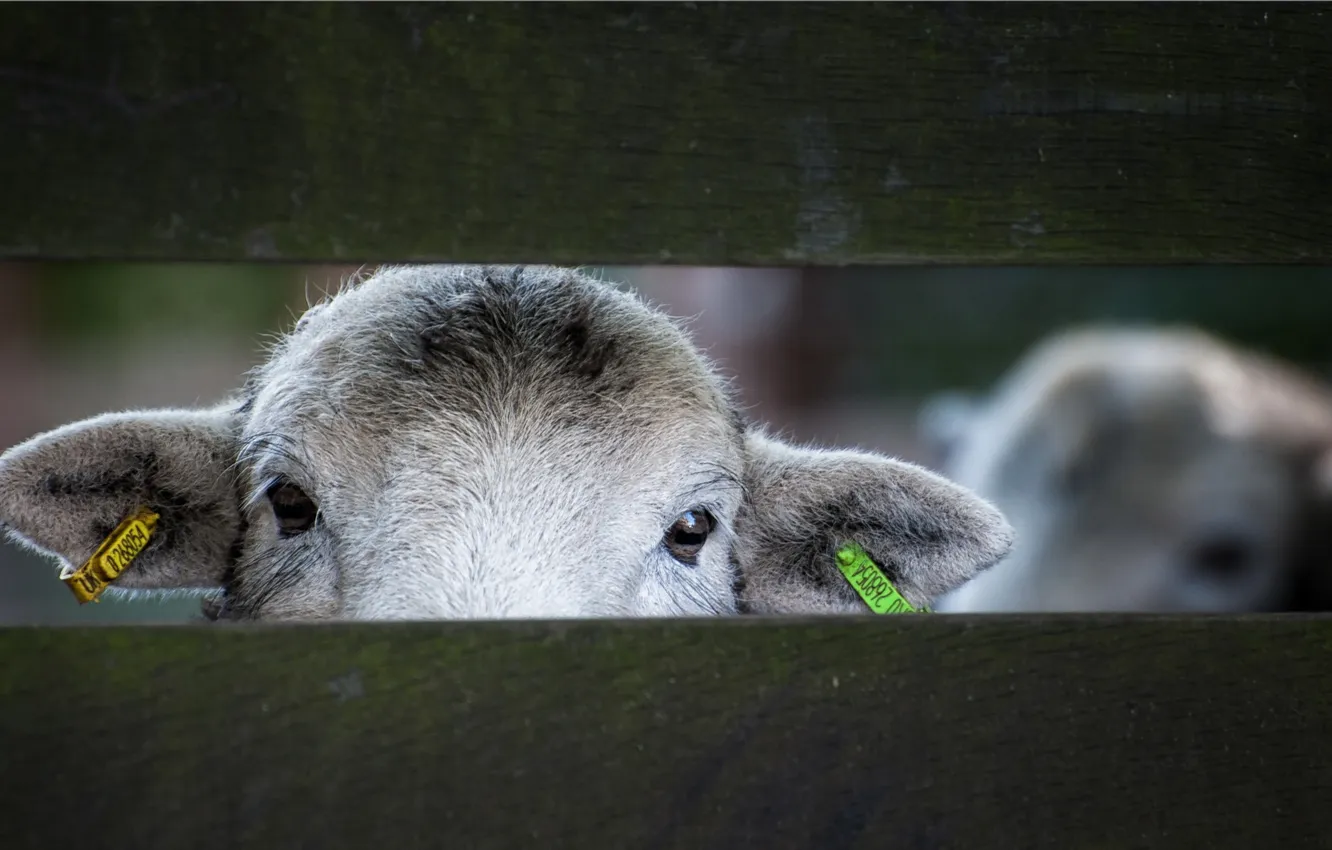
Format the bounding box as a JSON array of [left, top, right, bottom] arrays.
[[1, 2, 1329, 265], [2, 615, 1330, 848]]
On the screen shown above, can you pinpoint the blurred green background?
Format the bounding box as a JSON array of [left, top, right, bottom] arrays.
[[3, 261, 1332, 623]]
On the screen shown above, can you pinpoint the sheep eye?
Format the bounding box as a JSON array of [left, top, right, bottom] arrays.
[[664, 509, 714, 565], [267, 480, 318, 537], [1187, 533, 1255, 582]]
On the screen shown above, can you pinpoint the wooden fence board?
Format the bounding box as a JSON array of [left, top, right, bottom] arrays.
[[2, 615, 1330, 848], [1, 2, 1329, 265]]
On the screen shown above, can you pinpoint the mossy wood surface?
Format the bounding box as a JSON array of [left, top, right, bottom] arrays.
[[2, 2, 1329, 265], [2, 615, 1330, 848]]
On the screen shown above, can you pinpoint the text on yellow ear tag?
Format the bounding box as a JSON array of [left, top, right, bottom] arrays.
[[61, 507, 160, 604]]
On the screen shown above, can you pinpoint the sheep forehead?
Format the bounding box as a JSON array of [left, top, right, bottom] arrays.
[[238, 265, 744, 493]]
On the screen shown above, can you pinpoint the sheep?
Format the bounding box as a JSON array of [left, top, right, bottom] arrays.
[[922, 326, 1332, 612], [0, 265, 1012, 620]]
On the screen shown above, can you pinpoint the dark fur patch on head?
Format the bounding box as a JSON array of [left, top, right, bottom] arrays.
[[409, 267, 668, 407], [561, 302, 619, 383]]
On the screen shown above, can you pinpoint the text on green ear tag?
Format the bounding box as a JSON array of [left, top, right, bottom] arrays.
[[834, 541, 930, 614]]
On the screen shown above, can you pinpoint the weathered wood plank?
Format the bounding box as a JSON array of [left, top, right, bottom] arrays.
[[1, 2, 1329, 265], [2, 616, 1330, 848]]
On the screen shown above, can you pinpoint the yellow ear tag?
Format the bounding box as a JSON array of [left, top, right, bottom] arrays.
[[835, 540, 931, 614], [61, 507, 160, 604]]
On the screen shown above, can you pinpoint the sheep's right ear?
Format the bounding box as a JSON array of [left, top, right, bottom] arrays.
[[0, 406, 244, 594], [916, 391, 981, 469]]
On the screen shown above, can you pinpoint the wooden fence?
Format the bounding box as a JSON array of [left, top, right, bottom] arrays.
[[2, 3, 1331, 847]]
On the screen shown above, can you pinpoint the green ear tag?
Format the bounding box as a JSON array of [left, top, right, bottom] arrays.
[[835, 541, 931, 614]]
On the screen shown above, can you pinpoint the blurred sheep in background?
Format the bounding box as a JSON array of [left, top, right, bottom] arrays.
[[924, 327, 1332, 613]]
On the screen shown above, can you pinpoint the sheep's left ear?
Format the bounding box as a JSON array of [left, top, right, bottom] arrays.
[[734, 430, 1013, 614]]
